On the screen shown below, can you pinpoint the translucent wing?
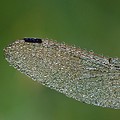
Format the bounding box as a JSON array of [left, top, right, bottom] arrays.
[[4, 38, 120, 109]]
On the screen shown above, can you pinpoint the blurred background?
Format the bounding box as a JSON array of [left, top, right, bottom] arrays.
[[1, 0, 120, 120]]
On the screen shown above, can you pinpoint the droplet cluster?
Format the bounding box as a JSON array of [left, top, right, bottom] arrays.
[[4, 38, 120, 109]]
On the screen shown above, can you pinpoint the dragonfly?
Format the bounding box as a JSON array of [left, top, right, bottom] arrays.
[[4, 37, 120, 109]]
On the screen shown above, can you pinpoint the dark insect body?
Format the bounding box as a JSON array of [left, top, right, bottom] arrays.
[[24, 37, 42, 43]]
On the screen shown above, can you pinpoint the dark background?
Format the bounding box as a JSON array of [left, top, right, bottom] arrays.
[[0, 0, 120, 120]]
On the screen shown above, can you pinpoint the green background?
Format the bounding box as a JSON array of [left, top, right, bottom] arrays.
[[1, 0, 120, 120]]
